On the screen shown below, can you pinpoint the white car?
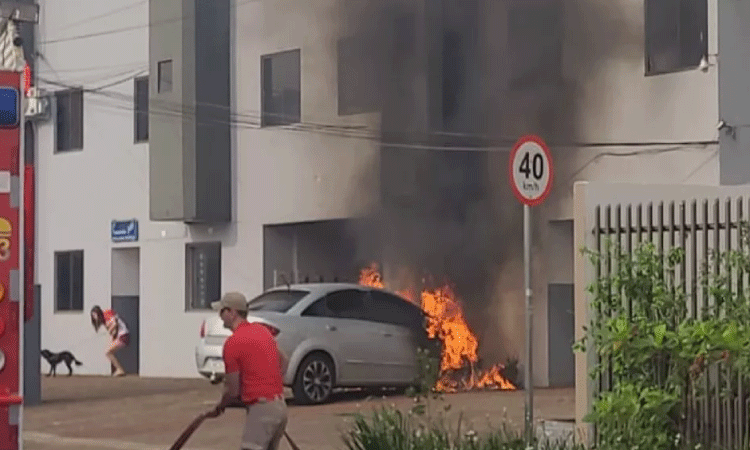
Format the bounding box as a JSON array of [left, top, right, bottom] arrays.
[[195, 283, 440, 404]]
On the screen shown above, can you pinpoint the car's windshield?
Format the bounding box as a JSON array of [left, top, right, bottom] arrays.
[[247, 289, 309, 312]]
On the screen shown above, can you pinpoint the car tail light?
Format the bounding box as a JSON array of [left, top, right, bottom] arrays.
[[200, 320, 206, 338]]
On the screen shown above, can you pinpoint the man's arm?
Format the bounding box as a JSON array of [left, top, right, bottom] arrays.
[[209, 341, 241, 416], [218, 371, 241, 407]]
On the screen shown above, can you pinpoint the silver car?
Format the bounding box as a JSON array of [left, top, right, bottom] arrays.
[[195, 283, 439, 404]]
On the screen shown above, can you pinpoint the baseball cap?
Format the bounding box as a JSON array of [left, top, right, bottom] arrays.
[[211, 292, 248, 312]]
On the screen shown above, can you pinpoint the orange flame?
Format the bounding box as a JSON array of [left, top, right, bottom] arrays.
[[358, 262, 516, 392]]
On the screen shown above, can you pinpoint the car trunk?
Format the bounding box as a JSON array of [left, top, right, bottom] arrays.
[[203, 312, 287, 341]]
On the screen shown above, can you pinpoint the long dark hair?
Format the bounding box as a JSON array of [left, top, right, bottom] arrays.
[[91, 305, 104, 331]]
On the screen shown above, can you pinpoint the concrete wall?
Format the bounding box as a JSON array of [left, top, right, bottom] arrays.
[[718, 0, 750, 185], [148, 0, 232, 223], [35, 0, 379, 377]]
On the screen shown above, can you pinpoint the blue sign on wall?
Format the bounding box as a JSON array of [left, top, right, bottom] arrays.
[[0, 87, 19, 128], [111, 219, 138, 242]]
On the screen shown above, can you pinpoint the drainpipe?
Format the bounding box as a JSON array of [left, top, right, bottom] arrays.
[[292, 231, 299, 284]]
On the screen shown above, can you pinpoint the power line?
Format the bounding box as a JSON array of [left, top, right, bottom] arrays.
[[35, 61, 148, 75], [40, 0, 255, 45], [55, 0, 147, 32], [37, 74, 721, 154], [39, 72, 720, 191]]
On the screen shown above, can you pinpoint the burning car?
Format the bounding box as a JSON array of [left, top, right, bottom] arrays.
[[195, 282, 440, 404]]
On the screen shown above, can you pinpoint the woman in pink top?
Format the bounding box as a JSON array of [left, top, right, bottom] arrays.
[[90, 305, 129, 376]]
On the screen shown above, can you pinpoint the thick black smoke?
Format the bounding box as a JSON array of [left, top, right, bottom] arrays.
[[342, 0, 640, 366]]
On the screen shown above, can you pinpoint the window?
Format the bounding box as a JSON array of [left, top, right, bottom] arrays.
[[337, 36, 378, 115], [55, 89, 83, 152], [134, 76, 149, 142], [186, 242, 221, 310], [645, 0, 707, 75], [369, 291, 425, 330], [157, 60, 173, 93], [261, 49, 301, 126], [55, 251, 83, 312], [303, 289, 368, 319], [507, 1, 563, 89], [248, 289, 309, 313]]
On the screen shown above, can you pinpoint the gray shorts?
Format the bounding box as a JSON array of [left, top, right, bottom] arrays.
[[241, 396, 288, 450]]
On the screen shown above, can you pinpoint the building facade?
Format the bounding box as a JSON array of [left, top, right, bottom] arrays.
[[33, 0, 722, 383]]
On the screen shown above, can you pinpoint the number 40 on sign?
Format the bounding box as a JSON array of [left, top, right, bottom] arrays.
[[508, 135, 553, 207]]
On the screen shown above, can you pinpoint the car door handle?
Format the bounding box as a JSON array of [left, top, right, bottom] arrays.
[[326, 325, 337, 331], [381, 331, 392, 337]]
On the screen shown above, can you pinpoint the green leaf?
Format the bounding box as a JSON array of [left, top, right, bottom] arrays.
[[654, 324, 667, 346]]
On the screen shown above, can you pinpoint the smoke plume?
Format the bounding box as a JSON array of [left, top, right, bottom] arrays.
[[342, 0, 640, 367]]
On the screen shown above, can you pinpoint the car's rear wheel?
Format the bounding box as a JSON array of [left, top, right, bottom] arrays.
[[293, 353, 335, 405]]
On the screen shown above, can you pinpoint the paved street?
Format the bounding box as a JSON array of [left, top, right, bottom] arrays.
[[23, 376, 574, 450]]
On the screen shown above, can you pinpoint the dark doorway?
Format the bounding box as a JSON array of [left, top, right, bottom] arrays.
[[111, 248, 140, 375], [547, 283, 575, 387]]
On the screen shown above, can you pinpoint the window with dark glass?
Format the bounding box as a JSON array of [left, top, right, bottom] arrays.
[[55, 88, 83, 152], [261, 49, 301, 126], [134, 76, 149, 142], [186, 242, 221, 310], [55, 250, 83, 312], [157, 60, 173, 93], [645, 0, 707, 75]]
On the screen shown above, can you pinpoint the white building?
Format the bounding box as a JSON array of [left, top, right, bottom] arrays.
[[33, 0, 719, 384]]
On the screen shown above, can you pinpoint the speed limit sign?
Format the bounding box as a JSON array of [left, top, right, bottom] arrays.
[[508, 135, 553, 206]]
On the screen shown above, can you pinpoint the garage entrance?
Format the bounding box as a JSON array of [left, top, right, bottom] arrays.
[[263, 218, 378, 289]]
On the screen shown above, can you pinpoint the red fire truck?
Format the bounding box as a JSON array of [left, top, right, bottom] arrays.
[[0, 4, 40, 446], [0, 66, 26, 450]]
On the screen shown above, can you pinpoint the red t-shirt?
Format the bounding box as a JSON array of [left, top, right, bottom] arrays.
[[222, 321, 284, 404]]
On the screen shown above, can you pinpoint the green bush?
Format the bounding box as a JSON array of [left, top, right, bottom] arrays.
[[576, 236, 750, 450], [341, 348, 584, 450], [340, 405, 582, 450]]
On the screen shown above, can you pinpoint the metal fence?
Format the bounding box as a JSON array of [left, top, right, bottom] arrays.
[[591, 197, 749, 450]]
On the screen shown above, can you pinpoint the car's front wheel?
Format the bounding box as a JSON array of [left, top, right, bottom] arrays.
[[292, 353, 335, 405]]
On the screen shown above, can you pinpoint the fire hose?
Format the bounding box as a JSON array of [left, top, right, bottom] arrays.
[[169, 409, 301, 450]]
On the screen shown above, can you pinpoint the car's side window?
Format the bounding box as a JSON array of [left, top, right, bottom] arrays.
[[323, 289, 368, 320], [301, 298, 330, 317], [367, 291, 399, 325], [368, 291, 422, 329]]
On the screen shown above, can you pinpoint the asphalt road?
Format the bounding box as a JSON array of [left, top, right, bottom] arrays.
[[23, 376, 575, 450]]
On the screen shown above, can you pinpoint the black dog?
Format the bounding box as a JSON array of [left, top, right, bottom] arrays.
[[40, 349, 82, 377]]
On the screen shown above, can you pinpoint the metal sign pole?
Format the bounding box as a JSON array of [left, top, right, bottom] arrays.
[[509, 134, 552, 448], [523, 203, 533, 444]]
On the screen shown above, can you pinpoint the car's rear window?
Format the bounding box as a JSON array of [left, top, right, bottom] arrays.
[[247, 289, 309, 312]]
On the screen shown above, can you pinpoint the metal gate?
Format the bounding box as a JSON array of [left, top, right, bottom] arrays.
[[573, 182, 750, 449]]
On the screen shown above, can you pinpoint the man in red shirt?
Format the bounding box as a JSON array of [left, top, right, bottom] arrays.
[[207, 292, 288, 450]]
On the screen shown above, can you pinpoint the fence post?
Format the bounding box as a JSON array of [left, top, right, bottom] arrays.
[[573, 181, 595, 447]]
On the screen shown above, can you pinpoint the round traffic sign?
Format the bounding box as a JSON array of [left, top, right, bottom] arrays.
[[508, 135, 553, 206]]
